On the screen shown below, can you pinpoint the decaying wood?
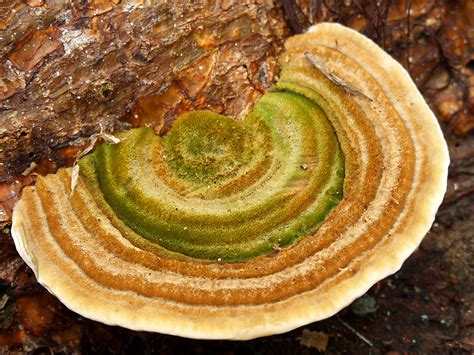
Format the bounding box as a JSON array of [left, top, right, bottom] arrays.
[[0, 0, 473, 353]]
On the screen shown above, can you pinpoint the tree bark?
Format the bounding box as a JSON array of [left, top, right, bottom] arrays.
[[0, 0, 287, 183]]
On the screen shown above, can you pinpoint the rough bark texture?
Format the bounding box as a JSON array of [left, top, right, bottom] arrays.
[[0, 0, 473, 353], [0, 0, 287, 184]]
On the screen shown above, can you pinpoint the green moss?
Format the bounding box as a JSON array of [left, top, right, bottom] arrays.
[[163, 111, 251, 185]]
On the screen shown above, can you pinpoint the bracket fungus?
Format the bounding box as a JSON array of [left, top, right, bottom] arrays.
[[11, 23, 449, 340]]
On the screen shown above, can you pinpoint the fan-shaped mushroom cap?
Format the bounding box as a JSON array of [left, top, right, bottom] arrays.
[[11, 23, 449, 340]]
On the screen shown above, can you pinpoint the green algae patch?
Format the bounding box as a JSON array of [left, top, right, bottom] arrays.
[[163, 111, 251, 186], [79, 91, 344, 261]]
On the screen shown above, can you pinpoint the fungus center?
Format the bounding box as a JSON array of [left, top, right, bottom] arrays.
[[163, 112, 249, 186], [79, 91, 345, 261]]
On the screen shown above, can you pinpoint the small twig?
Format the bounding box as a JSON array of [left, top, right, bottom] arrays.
[[70, 124, 120, 197], [381, 0, 392, 50], [405, 0, 413, 74], [0, 294, 9, 310], [308, 0, 322, 24], [21, 162, 38, 176], [278, 0, 303, 34], [322, 0, 340, 18], [338, 316, 374, 347], [304, 52, 373, 101]]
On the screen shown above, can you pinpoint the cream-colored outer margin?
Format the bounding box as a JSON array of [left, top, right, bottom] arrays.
[[11, 22, 449, 340]]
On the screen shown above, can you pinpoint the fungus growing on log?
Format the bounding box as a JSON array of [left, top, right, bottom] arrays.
[[11, 23, 449, 340]]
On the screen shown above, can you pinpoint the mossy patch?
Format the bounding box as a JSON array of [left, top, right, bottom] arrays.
[[79, 90, 345, 261]]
